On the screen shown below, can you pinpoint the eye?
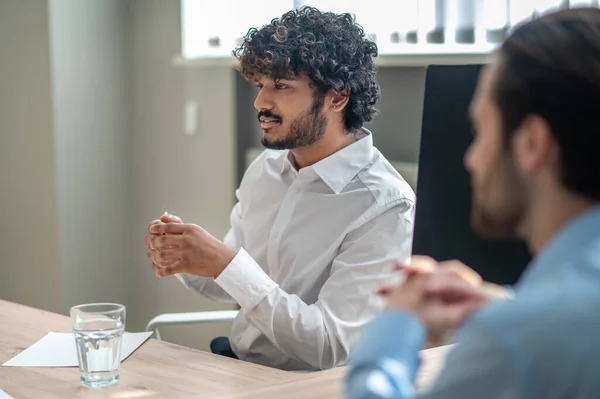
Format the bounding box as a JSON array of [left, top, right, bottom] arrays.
[[254, 82, 264, 89], [274, 83, 288, 90]]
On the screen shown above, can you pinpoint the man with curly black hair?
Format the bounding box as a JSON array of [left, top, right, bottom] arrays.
[[145, 7, 415, 371], [233, 6, 381, 151]]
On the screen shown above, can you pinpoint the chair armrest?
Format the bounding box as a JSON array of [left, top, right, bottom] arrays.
[[146, 310, 239, 339]]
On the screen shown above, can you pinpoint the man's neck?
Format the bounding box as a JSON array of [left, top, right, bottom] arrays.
[[291, 128, 357, 169], [527, 190, 596, 255]]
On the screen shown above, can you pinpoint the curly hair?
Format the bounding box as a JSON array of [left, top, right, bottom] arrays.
[[233, 6, 380, 131]]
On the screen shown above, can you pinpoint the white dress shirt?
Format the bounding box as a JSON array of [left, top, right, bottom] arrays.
[[179, 129, 415, 371]]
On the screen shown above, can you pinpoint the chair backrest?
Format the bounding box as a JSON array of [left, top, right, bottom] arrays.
[[411, 64, 531, 285]]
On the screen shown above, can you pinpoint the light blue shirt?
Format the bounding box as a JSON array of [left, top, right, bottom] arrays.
[[346, 205, 600, 399]]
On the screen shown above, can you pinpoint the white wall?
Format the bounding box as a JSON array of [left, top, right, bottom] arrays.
[[0, 0, 63, 312], [0, 0, 133, 314], [127, 0, 236, 350], [0, 0, 236, 352], [48, 0, 133, 314]]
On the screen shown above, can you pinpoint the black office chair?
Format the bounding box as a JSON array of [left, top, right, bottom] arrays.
[[412, 64, 531, 285]]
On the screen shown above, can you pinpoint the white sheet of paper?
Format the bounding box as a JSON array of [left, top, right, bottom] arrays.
[[2, 331, 153, 367], [0, 389, 14, 399]]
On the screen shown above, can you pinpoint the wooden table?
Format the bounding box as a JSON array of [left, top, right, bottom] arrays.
[[0, 300, 449, 398]]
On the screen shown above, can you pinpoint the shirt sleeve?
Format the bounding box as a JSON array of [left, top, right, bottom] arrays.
[[175, 195, 245, 304], [344, 310, 521, 399], [214, 200, 415, 370], [345, 311, 426, 399], [418, 315, 520, 399]]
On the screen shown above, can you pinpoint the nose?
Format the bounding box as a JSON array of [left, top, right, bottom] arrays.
[[254, 88, 274, 111]]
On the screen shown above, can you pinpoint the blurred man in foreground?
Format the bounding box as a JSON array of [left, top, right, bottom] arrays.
[[347, 8, 600, 398]]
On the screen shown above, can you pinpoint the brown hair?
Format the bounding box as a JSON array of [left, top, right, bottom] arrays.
[[494, 8, 600, 200]]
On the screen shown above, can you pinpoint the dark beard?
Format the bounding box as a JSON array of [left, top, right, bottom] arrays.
[[471, 151, 528, 240], [261, 93, 327, 150]]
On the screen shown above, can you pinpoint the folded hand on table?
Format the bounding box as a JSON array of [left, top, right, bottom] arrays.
[[379, 256, 509, 344]]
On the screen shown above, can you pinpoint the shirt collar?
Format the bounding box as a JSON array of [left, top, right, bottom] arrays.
[[277, 151, 295, 175], [516, 205, 600, 290], [275, 129, 374, 194]]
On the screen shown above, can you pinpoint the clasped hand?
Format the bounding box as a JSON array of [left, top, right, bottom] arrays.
[[144, 213, 237, 279], [382, 256, 507, 340]]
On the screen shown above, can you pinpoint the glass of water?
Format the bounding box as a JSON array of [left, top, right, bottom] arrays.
[[70, 303, 126, 387]]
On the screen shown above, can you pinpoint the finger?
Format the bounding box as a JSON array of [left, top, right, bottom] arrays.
[[438, 260, 482, 286], [377, 276, 408, 296], [149, 251, 161, 274], [154, 261, 169, 277], [155, 248, 181, 267], [148, 219, 163, 234], [396, 263, 435, 276], [160, 212, 183, 224], [150, 222, 188, 235], [395, 256, 438, 274], [427, 298, 486, 330], [442, 299, 486, 326], [425, 275, 479, 301], [147, 234, 159, 251], [480, 282, 510, 300], [149, 250, 162, 268], [153, 234, 182, 250], [148, 251, 162, 272], [156, 261, 184, 277], [425, 275, 488, 303], [145, 233, 160, 250], [384, 274, 430, 310]]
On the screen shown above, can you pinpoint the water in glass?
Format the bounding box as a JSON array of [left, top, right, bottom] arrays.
[[71, 303, 125, 387]]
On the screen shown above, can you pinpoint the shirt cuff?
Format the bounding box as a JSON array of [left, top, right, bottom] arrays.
[[175, 273, 190, 288], [214, 247, 278, 310]]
